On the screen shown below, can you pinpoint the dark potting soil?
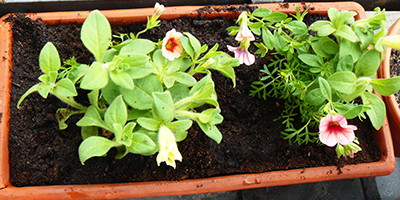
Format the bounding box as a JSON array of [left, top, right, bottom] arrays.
[[6, 7, 380, 187], [390, 49, 400, 104]]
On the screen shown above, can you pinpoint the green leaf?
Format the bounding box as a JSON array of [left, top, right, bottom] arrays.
[[125, 62, 154, 79], [101, 80, 121, 104], [262, 27, 275, 50], [310, 21, 335, 37], [298, 54, 321, 68], [127, 108, 150, 121], [263, 12, 288, 23], [336, 55, 353, 72], [39, 42, 61, 74], [285, 21, 307, 36], [119, 53, 149, 67], [198, 122, 222, 143], [171, 72, 196, 86], [355, 49, 380, 77], [371, 76, 400, 96], [184, 32, 201, 56], [81, 126, 99, 140], [17, 84, 39, 108], [102, 49, 119, 63], [311, 37, 338, 59], [328, 72, 356, 94], [343, 105, 363, 119], [318, 77, 332, 102], [78, 136, 120, 165], [127, 133, 157, 155], [53, 78, 78, 97], [81, 10, 111, 62], [76, 106, 108, 130], [335, 25, 358, 43], [362, 92, 385, 130], [167, 83, 189, 103], [180, 36, 194, 58], [37, 83, 52, 99], [252, 8, 272, 18], [110, 71, 134, 90], [120, 39, 155, 55], [137, 117, 160, 131], [199, 108, 220, 124], [339, 39, 362, 62], [121, 75, 162, 110], [80, 62, 108, 90], [153, 91, 175, 122], [56, 108, 84, 130], [104, 95, 127, 133], [304, 88, 325, 105]]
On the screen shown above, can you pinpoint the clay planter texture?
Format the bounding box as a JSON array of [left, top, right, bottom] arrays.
[[379, 17, 400, 157], [0, 2, 395, 199]]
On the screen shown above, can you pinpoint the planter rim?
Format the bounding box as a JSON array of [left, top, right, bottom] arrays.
[[0, 2, 395, 199]]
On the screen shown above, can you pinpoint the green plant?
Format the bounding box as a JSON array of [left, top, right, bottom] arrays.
[[229, 7, 400, 158], [18, 4, 239, 168]]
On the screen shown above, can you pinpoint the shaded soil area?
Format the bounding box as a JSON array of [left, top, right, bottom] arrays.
[[6, 6, 380, 187]]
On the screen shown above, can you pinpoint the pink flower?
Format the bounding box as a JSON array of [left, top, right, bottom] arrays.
[[235, 12, 255, 43], [162, 29, 183, 61], [227, 45, 255, 66], [319, 114, 357, 147]]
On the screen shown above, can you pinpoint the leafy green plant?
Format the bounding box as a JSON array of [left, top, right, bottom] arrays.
[[229, 7, 400, 158], [18, 4, 239, 168]]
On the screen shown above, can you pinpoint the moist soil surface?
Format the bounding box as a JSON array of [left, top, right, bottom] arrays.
[[6, 6, 380, 187]]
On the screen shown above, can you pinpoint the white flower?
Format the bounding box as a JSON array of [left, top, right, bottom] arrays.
[[154, 2, 165, 17], [235, 12, 255, 43], [162, 29, 184, 61], [227, 45, 255, 66], [156, 125, 182, 168]]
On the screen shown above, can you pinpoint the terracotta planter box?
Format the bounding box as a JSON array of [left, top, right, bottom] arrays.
[[0, 2, 395, 199], [378, 18, 400, 157]]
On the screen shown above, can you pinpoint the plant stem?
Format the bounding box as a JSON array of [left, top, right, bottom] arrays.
[[53, 93, 87, 111]]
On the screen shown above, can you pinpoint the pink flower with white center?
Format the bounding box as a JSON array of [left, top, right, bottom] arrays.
[[162, 29, 183, 61], [227, 45, 255, 66], [235, 12, 255, 43], [319, 114, 357, 147]]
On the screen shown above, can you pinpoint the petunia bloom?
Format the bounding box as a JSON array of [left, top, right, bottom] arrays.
[[235, 12, 255, 43], [227, 45, 255, 66], [156, 125, 182, 168], [319, 114, 357, 147], [162, 29, 184, 61]]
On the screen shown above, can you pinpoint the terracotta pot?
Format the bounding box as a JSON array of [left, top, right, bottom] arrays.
[[0, 2, 395, 199], [378, 18, 400, 157]]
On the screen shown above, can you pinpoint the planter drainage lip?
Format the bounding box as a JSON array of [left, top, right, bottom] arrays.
[[0, 2, 395, 199]]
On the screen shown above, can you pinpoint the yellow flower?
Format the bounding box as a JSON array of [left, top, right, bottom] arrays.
[[156, 125, 182, 168], [162, 29, 184, 61]]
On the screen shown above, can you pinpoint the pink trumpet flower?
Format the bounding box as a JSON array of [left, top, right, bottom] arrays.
[[319, 114, 357, 147], [227, 45, 255, 66]]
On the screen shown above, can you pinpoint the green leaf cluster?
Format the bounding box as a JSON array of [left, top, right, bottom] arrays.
[[18, 9, 239, 166], [241, 7, 397, 146]]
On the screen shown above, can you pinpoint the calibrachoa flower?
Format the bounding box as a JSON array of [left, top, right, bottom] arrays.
[[235, 12, 255, 43], [319, 114, 357, 147], [227, 45, 255, 66], [156, 125, 182, 168], [162, 29, 183, 61]]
